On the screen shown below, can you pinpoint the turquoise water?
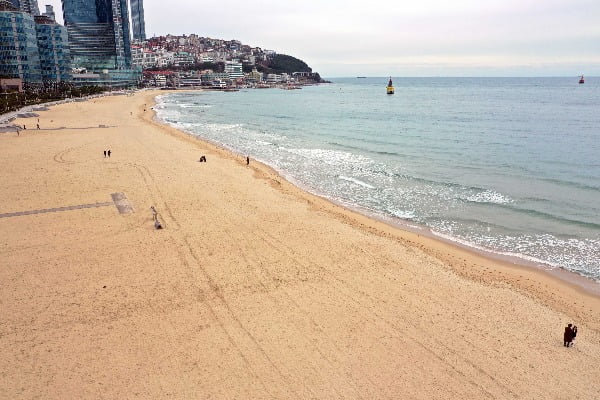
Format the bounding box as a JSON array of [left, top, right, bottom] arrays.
[[155, 77, 600, 281]]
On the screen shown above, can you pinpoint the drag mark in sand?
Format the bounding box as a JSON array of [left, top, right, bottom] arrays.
[[111, 192, 134, 214], [0, 192, 134, 218], [0, 201, 113, 219]]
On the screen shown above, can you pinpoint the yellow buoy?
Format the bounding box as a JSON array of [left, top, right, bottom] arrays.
[[386, 77, 394, 94]]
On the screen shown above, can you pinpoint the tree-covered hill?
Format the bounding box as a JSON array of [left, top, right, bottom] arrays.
[[268, 54, 312, 74]]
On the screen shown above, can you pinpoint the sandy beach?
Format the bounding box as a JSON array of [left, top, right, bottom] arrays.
[[1, 90, 599, 399]]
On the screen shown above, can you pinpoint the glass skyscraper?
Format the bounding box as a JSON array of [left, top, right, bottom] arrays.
[[0, 0, 42, 82], [130, 0, 145, 41], [35, 15, 72, 82], [61, 0, 132, 71], [7, 0, 39, 15]]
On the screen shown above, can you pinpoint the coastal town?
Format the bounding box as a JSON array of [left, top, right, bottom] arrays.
[[134, 35, 325, 89]]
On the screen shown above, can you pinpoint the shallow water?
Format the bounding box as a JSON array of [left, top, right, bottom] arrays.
[[155, 77, 600, 281]]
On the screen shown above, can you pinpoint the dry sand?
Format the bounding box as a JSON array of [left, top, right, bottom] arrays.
[[1, 91, 599, 399]]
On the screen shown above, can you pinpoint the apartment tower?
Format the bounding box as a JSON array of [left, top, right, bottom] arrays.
[[61, 0, 132, 70], [130, 0, 145, 41], [7, 0, 39, 15]]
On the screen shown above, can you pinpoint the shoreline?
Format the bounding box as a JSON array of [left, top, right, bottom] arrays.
[[150, 90, 600, 300], [2, 90, 598, 398]]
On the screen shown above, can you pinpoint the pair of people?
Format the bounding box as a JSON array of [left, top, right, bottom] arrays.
[[103, 150, 112, 158], [563, 323, 578, 347]]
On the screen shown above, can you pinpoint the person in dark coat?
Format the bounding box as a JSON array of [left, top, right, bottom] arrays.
[[564, 323, 573, 347]]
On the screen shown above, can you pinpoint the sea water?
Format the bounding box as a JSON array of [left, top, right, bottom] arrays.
[[155, 77, 600, 281]]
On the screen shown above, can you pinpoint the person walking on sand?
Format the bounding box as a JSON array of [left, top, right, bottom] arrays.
[[571, 325, 578, 346], [107, 149, 111, 158], [103, 150, 107, 158], [564, 323, 573, 347], [246, 156, 250, 166]]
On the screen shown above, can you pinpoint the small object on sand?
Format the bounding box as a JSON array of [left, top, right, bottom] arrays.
[[154, 219, 163, 230], [150, 206, 158, 220], [198, 155, 207, 162]]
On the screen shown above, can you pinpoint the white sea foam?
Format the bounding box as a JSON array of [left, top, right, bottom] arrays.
[[388, 208, 416, 220], [430, 230, 561, 268], [204, 123, 243, 132], [176, 122, 201, 129], [178, 103, 212, 109], [338, 175, 375, 189], [463, 190, 513, 204], [284, 148, 371, 166]]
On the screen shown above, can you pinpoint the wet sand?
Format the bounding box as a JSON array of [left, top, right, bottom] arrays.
[[0, 90, 599, 399]]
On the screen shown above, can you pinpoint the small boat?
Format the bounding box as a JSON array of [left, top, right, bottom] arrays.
[[386, 77, 394, 95], [579, 75, 585, 84], [356, 76, 367, 78]]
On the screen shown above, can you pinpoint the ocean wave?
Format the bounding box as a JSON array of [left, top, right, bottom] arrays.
[[178, 103, 212, 109], [430, 229, 562, 268], [461, 190, 513, 204], [251, 131, 287, 142], [175, 121, 201, 129], [154, 94, 169, 103], [283, 148, 372, 166], [204, 123, 244, 132], [327, 142, 407, 159], [538, 176, 600, 192], [338, 175, 375, 189], [387, 208, 416, 220], [498, 204, 600, 230]]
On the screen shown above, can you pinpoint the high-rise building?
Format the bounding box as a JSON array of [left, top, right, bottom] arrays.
[[34, 15, 71, 82], [7, 0, 39, 15], [61, 0, 132, 71], [0, 0, 42, 82], [130, 0, 145, 41], [225, 60, 244, 79], [42, 4, 54, 20]]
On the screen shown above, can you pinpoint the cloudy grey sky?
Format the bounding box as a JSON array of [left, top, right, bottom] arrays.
[[45, 0, 600, 77]]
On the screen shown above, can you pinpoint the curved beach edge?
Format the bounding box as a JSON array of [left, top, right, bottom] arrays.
[[146, 90, 600, 326]]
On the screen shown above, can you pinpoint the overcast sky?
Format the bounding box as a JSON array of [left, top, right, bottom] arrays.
[[45, 0, 600, 77]]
